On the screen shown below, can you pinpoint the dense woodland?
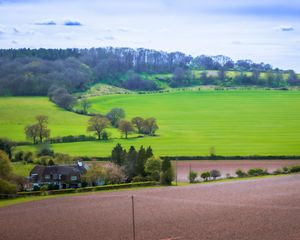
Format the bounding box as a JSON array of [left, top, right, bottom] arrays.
[[0, 47, 299, 96]]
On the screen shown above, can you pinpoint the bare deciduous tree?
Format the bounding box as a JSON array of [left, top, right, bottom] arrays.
[[87, 116, 110, 140]]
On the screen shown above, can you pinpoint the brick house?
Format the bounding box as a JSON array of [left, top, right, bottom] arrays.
[[30, 162, 88, 189]]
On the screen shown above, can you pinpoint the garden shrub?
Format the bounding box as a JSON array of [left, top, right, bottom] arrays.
[[132, 175, 146, 183], [160, 168, 174, 185], [76, 187, 94, 193], [289, 165, 300, 173], [0, 179, 17, 195], [40, 185, 48, 195], [47, 184, 59, 190], [210, 169, 221, 180], [247, 168, 267, 176], [18, 191, 42, 196], [188, 171, 198, 183], [273, 169, 283, 175], [200, 171, 211, 181], [13, 151, 24, 162], [282, 166, 290, 174], [49, 188, 76, 195], [235, 169, 248, 178]]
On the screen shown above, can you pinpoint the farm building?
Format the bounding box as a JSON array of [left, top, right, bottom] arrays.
[[30, 162, 88, 189]]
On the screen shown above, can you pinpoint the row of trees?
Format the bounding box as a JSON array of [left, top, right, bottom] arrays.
[[24, 113, 159, 144], [87, 115, 159, 140], [188, 169, 221, 183], [1, 47, 297, 96], [170, 68, 299, 88]]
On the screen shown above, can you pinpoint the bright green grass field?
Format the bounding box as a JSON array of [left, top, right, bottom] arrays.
[[20, 90, 300, 157], [0, 97, 89, 141], [5, 91, 300, 157], [12, 163, 36, 177]]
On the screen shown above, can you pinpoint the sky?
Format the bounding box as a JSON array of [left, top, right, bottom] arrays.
[[0, 0, 299, 71]]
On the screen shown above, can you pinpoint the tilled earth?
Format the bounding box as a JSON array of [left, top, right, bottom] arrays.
[[174, 160, 300, 181], [1, 175, 300, 240]]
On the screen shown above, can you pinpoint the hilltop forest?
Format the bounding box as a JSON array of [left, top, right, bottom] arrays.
[[0, 47, 299, 96]]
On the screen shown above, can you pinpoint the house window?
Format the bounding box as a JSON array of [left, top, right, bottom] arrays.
[[45, 175, 50, 180], [70, 176, 77, 181]]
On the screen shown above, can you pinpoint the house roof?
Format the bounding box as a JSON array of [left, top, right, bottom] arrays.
[[30, 164, 86, 177]]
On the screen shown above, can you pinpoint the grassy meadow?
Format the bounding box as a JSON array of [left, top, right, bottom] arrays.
[[12, 163, 36, 177], [13, 90, 300, 157], [0, 97, 89, 141]]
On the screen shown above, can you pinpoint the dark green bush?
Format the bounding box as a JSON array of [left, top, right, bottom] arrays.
[[93, 182, 157, 191], [18, 191, 42, 196], [49, 135, 97, 143], [289, 165, 300, 173], [132, 175, 153, 182], [17, 182, 158, 198], [160, 168, 174, 185], [37, 144, 54, 157], [235, 169, 248, 178], [188, 171, 198, 183], [200, 171, 211, 181], [210, 169, 221, 180], [282, 166, 290, 174], [0, 179, 17, 194], [13, 151, 24, 162], [76, 187, 94, 193], [273, 169, 283, 175], [247, 168, 268, 176], [132, 176, 146, 183], [23, 152, 34, 163], [33, 186, 40, 191], [47, 184, 59, 190], [49, 188, 76, 195]]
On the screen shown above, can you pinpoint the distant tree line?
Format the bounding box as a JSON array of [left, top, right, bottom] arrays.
[[1, 47, 298, 96]]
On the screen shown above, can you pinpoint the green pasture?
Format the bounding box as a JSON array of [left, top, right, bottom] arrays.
[[12, 163, 36, 177], [16, 90, 300, 157], [0, 97, 89, 141]]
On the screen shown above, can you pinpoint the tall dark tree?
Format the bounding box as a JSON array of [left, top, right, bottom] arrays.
[[0, 139, 13, 159], [136, 146, 147, 176], [146, 146, 153, 159], [125, 146, 138, 180], [160, 158, 174, 185], [111, 143, 126, 166]]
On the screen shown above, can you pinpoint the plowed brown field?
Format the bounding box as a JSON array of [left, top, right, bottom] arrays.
[[173, 160, 300, 181], [1, 175, 300, 240]]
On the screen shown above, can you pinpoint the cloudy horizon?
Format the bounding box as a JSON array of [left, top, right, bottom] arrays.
[[0, 0, 299, 71]]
